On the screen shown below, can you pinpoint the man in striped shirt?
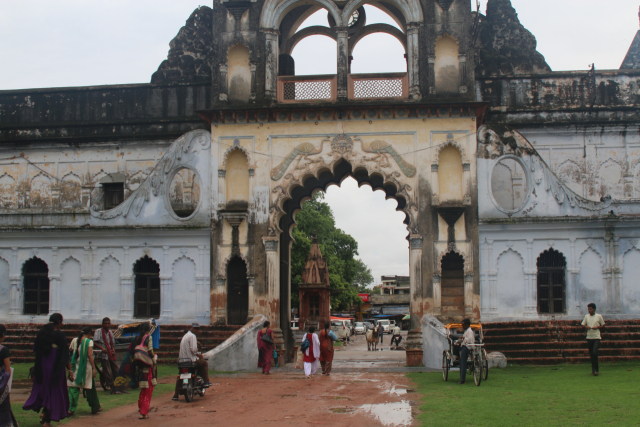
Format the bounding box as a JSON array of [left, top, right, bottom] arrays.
[[172, 323, 211, 400]]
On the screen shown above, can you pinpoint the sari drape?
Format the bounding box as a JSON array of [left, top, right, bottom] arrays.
[[0, 364, 18, 427], [257, 328, 274, 374]]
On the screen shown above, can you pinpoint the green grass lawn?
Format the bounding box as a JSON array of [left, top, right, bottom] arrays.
[[408, 362, 640, 427], [10, 363, 209, 427]]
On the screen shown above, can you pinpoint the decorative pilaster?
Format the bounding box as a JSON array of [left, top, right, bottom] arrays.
[[219, 64, 229, 102], [90, 247, 100, 319], [464, 274, 474, 316], [120, 246, 133, 318], [249, 63, 257, 101], [431, 164, 439, 205], [263, 236, 284, 357], [406, 234, 424, 367], [462, 163, 471, 205], [49, 247, 61, 314], [406, 22, 421, 100], [525, 239, 537, 316], [610, 237, 622, 313], [428, 56, 436, 94], [432, 274, 442, 315], [487, 240, 497, 316], [458, 55, 467, 93], [247, 275, 255, 321], [160, 245, 172, 319], [264, 29, 279, 99], [81, 246, 91, 318], [215, 275, 226, 325], [9, 247, 20, 315], [196, 245, 208, 320], [336, 27, 349, 101]]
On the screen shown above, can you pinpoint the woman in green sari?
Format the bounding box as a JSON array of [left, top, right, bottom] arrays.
[[67, 326, 102, 416]]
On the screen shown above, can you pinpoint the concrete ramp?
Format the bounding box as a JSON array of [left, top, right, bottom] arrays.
[[421, 315, 449, 370], [205, 315, 267, 371]]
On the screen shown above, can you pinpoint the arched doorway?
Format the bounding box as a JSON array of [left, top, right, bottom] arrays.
[[227, 256, 249, 325], [441, 251, 465, 316], [134, 256, 160, 318], [23, 257, 49, 315], [537, 248, 566, 314]]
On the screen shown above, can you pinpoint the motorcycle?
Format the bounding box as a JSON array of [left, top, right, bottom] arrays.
[[177, 357, 209, 402]]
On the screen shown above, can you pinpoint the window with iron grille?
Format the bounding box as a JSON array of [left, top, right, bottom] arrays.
[[537, 248, 567, 314], [134, 256, 160, 318], [310, 294, 320, 316], [23, 257, 49, 315], [102, 183, 124, 210]]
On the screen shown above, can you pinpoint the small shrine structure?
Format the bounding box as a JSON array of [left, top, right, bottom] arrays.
[[297, 232, 331, 331]]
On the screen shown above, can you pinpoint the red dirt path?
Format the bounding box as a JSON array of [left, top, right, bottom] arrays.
[[64, 371, 418, 426]]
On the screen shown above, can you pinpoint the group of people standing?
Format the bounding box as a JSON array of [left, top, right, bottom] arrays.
[[257, 321, 337, 378], [0, 314, 158, 427]]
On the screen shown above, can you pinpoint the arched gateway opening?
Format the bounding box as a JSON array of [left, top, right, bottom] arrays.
[[227, 257, 250, 325], [275, 158, 414, 352]]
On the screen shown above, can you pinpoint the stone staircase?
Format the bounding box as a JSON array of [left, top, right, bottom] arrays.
[[483, 319, 640, 365], [2, 323, 242, 365]]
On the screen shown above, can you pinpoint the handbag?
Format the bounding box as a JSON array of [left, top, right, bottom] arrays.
[[261, 330, 274, 345], [133, 335, 153, 366], [300, 336, 310, 353]]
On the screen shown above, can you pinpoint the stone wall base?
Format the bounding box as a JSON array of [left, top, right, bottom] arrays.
[[406, 349, 424, 367]]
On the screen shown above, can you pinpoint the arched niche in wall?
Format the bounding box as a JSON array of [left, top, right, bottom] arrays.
[[490, 155, 530, 214], [227, 44, 251, 103], [167, 167, 201, 219], [434, 35, 459, 95], [438, 145, 463, 203], [225, 148, 250, 210]]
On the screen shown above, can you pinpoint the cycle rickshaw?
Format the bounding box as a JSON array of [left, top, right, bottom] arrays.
[[442, 323, 488, 386]]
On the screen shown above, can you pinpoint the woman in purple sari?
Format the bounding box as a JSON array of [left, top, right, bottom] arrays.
[[257, 321, 274, 375], [23, 313, 71, 427], [0, 324, 18, 427]]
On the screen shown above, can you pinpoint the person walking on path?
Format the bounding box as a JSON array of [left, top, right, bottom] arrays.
[[23, 313, 72, 427], [0, 324, 19, 427], [582, 303, 605, 376], [319, 321, 337, 376], [67, 326, 102, 416], [133, 322, 157, 420], [456, 319, 474, 385], [257, 321, 275, 375], [93, 317, 120, 394], [302, 327, 320, 379], [377, 324, 384, 345]]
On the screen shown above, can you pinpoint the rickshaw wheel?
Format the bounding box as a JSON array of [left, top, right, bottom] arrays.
[[473, 353, 482, 386], [442, 351, 449, 381], [482, 348, 489, 380]]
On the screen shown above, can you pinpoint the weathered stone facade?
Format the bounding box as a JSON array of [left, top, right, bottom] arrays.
[[1, 0, 639, 368]]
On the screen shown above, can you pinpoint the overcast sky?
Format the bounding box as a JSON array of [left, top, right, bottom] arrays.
[[1, 0, 639, 284]]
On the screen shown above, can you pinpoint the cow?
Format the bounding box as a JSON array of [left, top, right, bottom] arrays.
[[366, 328, 379, 351]]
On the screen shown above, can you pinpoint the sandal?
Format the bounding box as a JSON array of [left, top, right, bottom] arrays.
[[92, 406, 103, 415], [139, 415, 149, 420]]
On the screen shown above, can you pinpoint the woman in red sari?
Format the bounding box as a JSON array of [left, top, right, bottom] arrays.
[[318, 321, 335, 376], [257, 321, 274, 375]]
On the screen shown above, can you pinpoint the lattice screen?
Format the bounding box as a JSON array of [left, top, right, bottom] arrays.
[[283, 80, 332, 101], [352, 78, 403, 99]]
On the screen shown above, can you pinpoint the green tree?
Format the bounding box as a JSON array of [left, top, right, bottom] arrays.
[[352, 258, 374, 293], [291, 192, 369, 312]]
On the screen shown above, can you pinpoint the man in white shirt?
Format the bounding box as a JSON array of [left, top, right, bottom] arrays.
[[456, 319, 475, 385], [390, 326, 402, 346], [581, 303, 605, 376], [172, 323, 211, 400]]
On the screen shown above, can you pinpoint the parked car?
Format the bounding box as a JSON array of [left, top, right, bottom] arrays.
[[331, 319, 352, 340], [354, 322, 366, 334], [376, 319, 391, 332]]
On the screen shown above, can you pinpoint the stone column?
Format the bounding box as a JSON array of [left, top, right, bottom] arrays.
[[120, 246, 133, 319], [406, 234, 424, 367], [525, 239, 537, 316], [247, 275, 255, 321], [90, 247, 99, 319], [215, 275, 226, 325], [249, 63, 257, 101], [487, 240, 497, 316], [458, 55, 467, 94], [161, 245, 173, 319], [81, 246, 91, 318], [219, 64, 228, 102], [9, 248, 20, 315], [432, 274, 442, 315], [406, 22, 421, 100], [196, 245, 208, 321], [428, 56, 436, 95], [610, 237, 622, 313], [463, 163, 471, 205], [464, 274, 474, 316], [264, 29, 279, 99], [336, 27, 349, 101], [263, 236, 285, 359], [431, 164, 439, 205], [48, 247, 61, 314]]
